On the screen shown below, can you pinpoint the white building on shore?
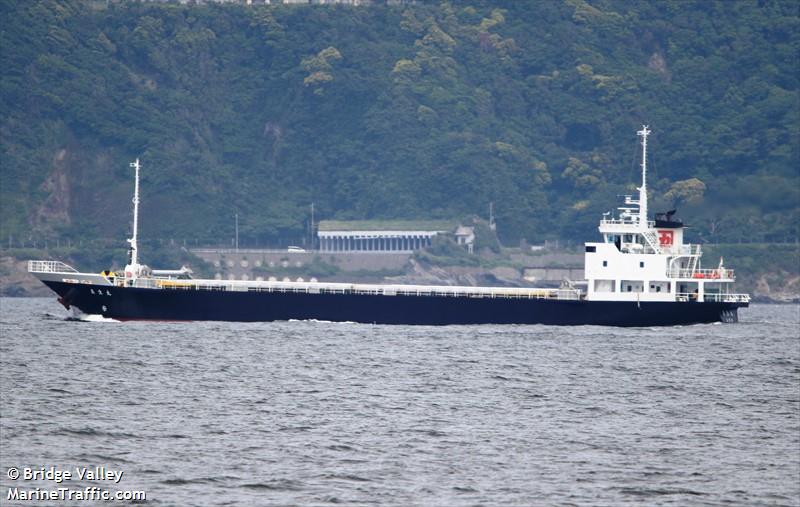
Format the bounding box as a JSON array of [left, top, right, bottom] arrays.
[[317, 220, 453, 253]]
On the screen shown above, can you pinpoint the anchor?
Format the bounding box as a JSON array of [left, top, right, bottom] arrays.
[[57, 287, 79, 310]]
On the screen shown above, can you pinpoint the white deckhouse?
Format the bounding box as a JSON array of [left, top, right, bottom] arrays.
[[584, 126, 749, 305]]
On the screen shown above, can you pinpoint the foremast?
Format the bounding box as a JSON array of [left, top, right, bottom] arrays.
[[124, 158, 143, 280]]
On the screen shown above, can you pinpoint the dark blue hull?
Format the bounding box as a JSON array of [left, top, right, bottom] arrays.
[[44, 281, 747, 326]]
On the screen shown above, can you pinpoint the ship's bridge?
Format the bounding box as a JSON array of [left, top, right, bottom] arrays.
[[598, 202, 687, 256]]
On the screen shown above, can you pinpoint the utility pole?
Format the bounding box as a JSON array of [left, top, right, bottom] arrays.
[[310, 203, 315, 251]]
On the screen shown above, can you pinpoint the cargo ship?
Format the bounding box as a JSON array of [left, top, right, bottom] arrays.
[[29, 127, 749, 325]]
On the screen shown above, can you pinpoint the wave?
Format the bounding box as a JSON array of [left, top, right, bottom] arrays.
[[77, 313, 119, 323], [287, 318, 358, 324]]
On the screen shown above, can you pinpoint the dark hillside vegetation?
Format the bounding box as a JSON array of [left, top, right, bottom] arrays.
[[1, 0, 797, 250]]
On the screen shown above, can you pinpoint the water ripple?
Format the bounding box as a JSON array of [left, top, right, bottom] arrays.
[[1, 299, 798, 506]]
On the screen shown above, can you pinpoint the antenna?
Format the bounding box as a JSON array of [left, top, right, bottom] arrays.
[[489, 202, 496, 231], [637, 125, 650, 229], [235, 213, 239, 252]]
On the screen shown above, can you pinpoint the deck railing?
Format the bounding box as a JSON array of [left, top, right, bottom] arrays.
[[676, 292, 750, 303], [664, 244, 701, 256], [667, 268, 734, 280], [599, 218, 655, 228], [704, 293, 750, 303], [27, 260, 78, 273]]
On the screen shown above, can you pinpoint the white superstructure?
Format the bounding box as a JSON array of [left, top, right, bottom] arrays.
[[584, 126, 748, 304]]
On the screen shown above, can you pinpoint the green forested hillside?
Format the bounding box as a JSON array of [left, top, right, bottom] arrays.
[[1, 0, 798, 249]]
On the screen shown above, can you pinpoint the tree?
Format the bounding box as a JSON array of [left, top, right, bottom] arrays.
[[664, 178, 706, 207], [301, 46, 342, 95]]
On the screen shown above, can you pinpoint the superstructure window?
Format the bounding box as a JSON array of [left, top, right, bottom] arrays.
[[594, 280, 616, 292], [650, 282, 671, 293], [640, 261, 644, 268], [622, 280, 644, 293], [585, 246, 596, 253], [603, 261, 608, 267]]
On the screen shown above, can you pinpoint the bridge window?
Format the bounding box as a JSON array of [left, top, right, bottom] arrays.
[[585, 246, 596, 253], [639, 261, 644, 268], [602, 260, 608, 267]]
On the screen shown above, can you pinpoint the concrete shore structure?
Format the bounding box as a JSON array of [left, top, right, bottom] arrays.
[[317, 220, 453, 253]]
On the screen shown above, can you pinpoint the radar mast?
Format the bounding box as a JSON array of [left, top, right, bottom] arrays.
[[637, 125, 650, 229]]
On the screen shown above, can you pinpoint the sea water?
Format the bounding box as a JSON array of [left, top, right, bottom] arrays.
[[1, 298, 798, 506]]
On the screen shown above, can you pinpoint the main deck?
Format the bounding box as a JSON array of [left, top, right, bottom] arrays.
[[28, 260, 583, 301]]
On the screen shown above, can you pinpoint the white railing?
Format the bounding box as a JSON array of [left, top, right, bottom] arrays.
[[667, 268, 735, 280], [599, 218, 655, 228], [676, 292, 750, 303], [117, 276, 584, 301], [719, 293, 749, 303], [27, 260, 78, 273], [704, 293, 750, 303], [664, 244, 701, 256]]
